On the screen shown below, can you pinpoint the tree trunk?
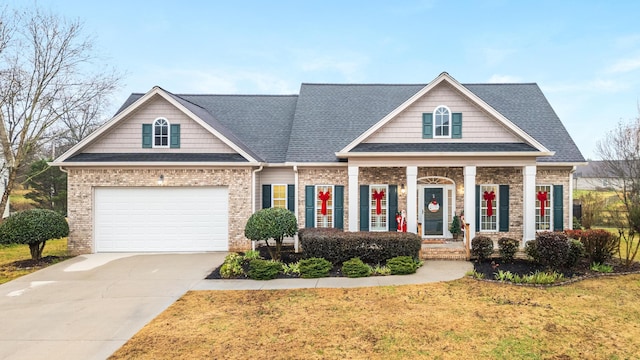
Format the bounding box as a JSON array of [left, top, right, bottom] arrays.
[[29, 241, 45, 260], [0, 168, 16, 223]]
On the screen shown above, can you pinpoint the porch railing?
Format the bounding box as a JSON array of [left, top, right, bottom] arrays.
[[464, 223, 471, 260]]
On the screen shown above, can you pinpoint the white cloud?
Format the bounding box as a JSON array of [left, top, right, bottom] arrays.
[[295, 51, 369, 82], [487, 74, 522, 83], [606, 56, 640, 74]]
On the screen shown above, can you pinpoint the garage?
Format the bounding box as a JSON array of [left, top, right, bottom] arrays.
[[94, 187, 228, 252]]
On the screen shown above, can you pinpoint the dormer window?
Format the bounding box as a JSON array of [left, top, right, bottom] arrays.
[[422, 106, 463, 139], [142, 119, 180, 149], [434, 106, 451, 138], [154, 118, 169, 148]]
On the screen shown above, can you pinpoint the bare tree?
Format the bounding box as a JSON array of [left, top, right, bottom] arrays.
[[0, 7, 120, 216], [595, 110, 640, 266]]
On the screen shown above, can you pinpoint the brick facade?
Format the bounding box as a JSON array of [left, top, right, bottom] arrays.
[[66, 167, 252, 254]]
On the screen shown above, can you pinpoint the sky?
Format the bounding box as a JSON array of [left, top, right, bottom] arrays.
[[6, 0, 640, 160]]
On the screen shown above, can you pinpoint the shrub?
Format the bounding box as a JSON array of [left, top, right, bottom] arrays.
[[581, 229, 619, 264], [369, 264, 391, 276], [298, 257, 332, 278], [590, 262, 614, 273], [219, 253, 244, 278], [299, 228, 421, 264], [386, 256, 420, 275], [244, 207, 298, 261], [497, 237, 519, 262], [524, 240, 538, 261], [248, 259, 282, 280], [471, 236, 494, 262], [282, 261, 300, 275], [341, 257, 372, 278], [535, 232, 570, 270], [242, 250, 262, 260], [566, 239, 585, 268], [0, 209, 69, 260]]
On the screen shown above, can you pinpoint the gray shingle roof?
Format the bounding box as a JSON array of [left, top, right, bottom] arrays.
[[110, 81, 584, 165]]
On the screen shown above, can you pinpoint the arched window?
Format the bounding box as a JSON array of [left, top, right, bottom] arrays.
[[434, 106, 450, 137], [153, 118, 169, 147]]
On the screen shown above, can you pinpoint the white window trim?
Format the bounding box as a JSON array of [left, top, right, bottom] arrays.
[[369, 184, 389, 232], [433, 105, 452, 139], [535, 184, 553, 231], [315, 185, 334, 228], [271, 184, 287, 209], [153, 117, 170, 148], [479, 184, 499, 232]]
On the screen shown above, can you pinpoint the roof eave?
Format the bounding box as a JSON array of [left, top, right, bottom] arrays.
[[336, 151, 555, 158], [50, 161, 262, 167]]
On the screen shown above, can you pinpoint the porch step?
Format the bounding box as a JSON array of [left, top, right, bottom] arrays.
[[420, 244, 469, 260]]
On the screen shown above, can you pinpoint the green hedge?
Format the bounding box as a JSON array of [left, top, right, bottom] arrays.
[[299, 228, 421, 264]]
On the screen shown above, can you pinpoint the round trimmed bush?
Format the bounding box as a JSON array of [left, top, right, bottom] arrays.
[[498, 237, 519, 262], [0, 209, 69, 260], [219, 253, 244, 278], [341, 257, 371, 278], [536, 232, 570, 270], [386, 256, 420, 275], [471, 236, 494, 262], [248, 259, 282, 280], [299, 257, 332, 278]]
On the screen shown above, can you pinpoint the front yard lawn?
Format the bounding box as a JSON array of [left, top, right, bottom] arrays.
[[110, 274, 640, 359], [0, 237, 71, 284]]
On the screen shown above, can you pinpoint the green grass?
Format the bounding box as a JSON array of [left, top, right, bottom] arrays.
[[0, 237, 70, 284]]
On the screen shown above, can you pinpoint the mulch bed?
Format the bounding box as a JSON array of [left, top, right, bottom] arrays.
[[3, 255, 68, 270], [473, 257, 640, 285]]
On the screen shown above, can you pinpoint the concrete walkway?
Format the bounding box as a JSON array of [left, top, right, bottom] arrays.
[[0, 253, 472, 360]]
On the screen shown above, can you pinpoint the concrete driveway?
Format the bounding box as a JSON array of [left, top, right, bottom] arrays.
[[0, 253, 225, 360]]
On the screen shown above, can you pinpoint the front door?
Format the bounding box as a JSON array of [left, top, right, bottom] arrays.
[[424, 188, 444, 236]]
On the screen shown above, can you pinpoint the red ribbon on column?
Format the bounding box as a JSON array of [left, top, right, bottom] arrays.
[[537, 191, 548, 217], [483, 191, 495, 217], [318, 190, 331, 215], [372, 189, 385, 215]]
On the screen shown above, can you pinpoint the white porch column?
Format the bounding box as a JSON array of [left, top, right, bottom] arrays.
[[523, 165, 537, 245], [569, 166, 575, 229], [463, 166, 476, 243], [406, 166, 418, 234], [348, 166, 359, 232]]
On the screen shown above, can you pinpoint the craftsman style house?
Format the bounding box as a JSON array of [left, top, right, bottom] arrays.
[[52, 72, 585, 254]]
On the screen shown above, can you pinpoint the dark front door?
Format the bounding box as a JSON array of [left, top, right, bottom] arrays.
[[424, 188, 444, 236]]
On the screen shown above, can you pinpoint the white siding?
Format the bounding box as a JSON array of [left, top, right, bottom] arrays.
[[255, 168, 296, 211], [84, 95, 237, 153], [365, 82, 521, 144]]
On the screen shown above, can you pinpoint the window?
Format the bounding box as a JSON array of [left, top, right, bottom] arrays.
[[536, 185, 552, 231], [369, 185, 388, 231], [154, 118, 169, 147], [480, 185, 498, 231], [434, 106, 450, 138], [315, 185, 334, 228], [272, 185, 287, 209]]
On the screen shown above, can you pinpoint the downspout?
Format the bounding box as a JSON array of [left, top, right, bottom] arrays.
[[294, 165, 300, 252], [251, 165, 264, 251]]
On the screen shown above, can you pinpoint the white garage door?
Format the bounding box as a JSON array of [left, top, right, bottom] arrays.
[[94, 187, 228, 252]]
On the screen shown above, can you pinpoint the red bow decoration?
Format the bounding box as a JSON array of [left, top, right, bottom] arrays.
[[372, 189, 385, 215], [537, 191, 548, 217], [318, 189, 331, 215], [483, 191, 496, 217]]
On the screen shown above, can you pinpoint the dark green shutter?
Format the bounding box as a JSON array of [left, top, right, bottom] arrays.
[[142, 124, 152, 148], [452, 113, 462, 139], [287, 185, 295, 212], [359, 185, 369, 231], [499, 185, 509, 232], [388, 185, 398, 231], [553, 185, 563, 231], [170, 124, 180, 148], [475, 185, 480, 232], [334, 185, 344, 230], [305, 186, 315, 228], [262, 185, 271, 209], [422, 113, 433, 139]]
